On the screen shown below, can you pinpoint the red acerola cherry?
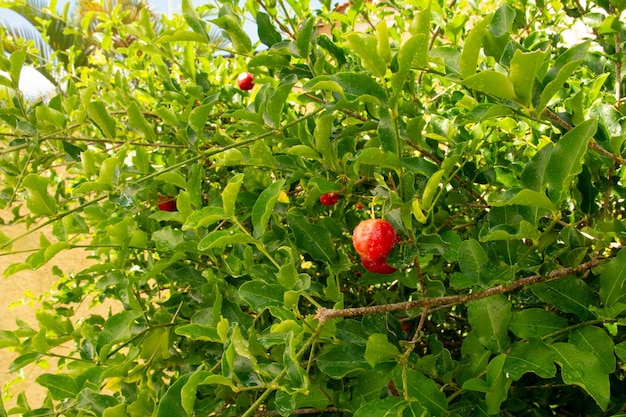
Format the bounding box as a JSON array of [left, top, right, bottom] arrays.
[[237, 72, 254, 91], [157, 195, 177, 212], [352, 219, 397, 260], [320, 192, 339, 205], [361, 256, 397, 274]]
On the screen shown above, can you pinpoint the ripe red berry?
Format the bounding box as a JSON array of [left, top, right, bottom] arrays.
[[157, 195, 177, 212], [237, 72, 254, 91], [356, 203, 365, 210], [361, 256, 397, 274], [320, 192, 339, 205], [352, 219, 397, 260]]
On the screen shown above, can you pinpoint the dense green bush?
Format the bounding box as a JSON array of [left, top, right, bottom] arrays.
[[2, 0, 626, 415]]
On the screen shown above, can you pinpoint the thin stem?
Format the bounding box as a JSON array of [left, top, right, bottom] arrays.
[[315, 258, 602, 322]]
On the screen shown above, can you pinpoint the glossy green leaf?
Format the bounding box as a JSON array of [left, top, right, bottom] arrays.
[[296, 17, 315, 58], [531, 275, 597, 320], [252, 179, 285, 238], [484, 354, 512, 414], [314, 113, 336, 168], [9, 49, 26, 86], [188, 103, 213, 137], [421, 169, 444, 211], [317, 342, 368, 378], [265, 76, 296, 128], [392, 34, 427, 93], [546, 119, 597, 202], [354, 148, 402, 174], [509, 49, 548, 106], [256, 12, 281, 47], [35, 374, 79, 400], [182, 0, 208, 39], [86, 100, 117, 139], [400, 368, 448, 416], [127, 101, 155, 141], [183, 206, 228, 230], [504, 339, 556, 380], [22, 173, 57, 216], [491, 188, 557, 213], [377, 107, 398, 154], [221, 173, 245, 217], [211, 14, 252, 53], [457, 239, 488, 285], [96, 311, 142, 357], [460, 15, 491, 78], [197, 229, 255, 250], [461, 71, 517, 101], [537, 42, 589, 111], [364, 333, 399, 368], [77, 388, 119, 417], [468, 294, 511, 354], [551, 342, 610, 410], [343, 32, 387, 78], [304, 72, 388, 104], [239, 280, 284, 311], [600, 247, 626, 308], [155, 373, 193, 417], [570, 326, 615, 374], [287, 212, 337, 262], [353, 397, 407, 417], [508, 308, 567, 338]]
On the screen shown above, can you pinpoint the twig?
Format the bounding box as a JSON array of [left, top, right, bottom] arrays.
[[315, 258, 602, 322]]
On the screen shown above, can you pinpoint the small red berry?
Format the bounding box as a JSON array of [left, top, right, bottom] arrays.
[[361, 256, 397, 274], [356, 203, 365, 210], [320, 192, 339, 205], [237, 72, 254, 91], [157, 195, 177, 212], [352, 219, 397, 260]]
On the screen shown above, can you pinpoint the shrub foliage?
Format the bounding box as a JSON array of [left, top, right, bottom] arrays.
[[2, 0, 626, 415]]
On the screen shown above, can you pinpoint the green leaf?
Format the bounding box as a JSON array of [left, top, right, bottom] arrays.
[[265, 76, 296, 128], [484, 354, 512, 414], [296, 17, 315, 58], [377, 107, 398, 154], [504, 339, 557, 380], [491, 188, 557, 214], [317, 342, 368, 378], [197, 229, 255, 250], [391, 34, 428, 93], [364, 334, 400, 368], [251, 180, 285, 238], [509, 49, 549, 106], [508, 308, 567, 338], [569, 326, 615, 374], [22, 173, 57, 216], [546, 119, 597, 202], [182, 0, 208, 39], [353, 397, 407, 417], [156, 171, 187, 189], [183, 206, 228, 230], [600, 247, 626, 307], [9, 49, 26, 86], [96, 311, 142, 357], [422, 169, 444, 211], [531, 275, 597, 320], [468, 294, 511, 354], [175, 323, 224, 343], [239, 280, 284, 311], [314, 113, 336, 169], [256, 12, 281, 47], [188, 103, 213, 138], [400, 368, 448, 416], [343, 32, 387, 78], [211, 14, 252, 54], [459, 15, 491, 78], [155, 373, 193, 417], [152, 226, 185, 251], [551, 342, 610, 410], [35, 374, 79, 400], [461, 71, 517, 101], [221, 173, 245, 217], [616, 341, 626, 361], [354, 148, 402, 174], [287, 212, 337, 262], [537, 42, 589, 112], [127, 101, 155, 141], [457, 239, 488, 286], [77, 388, 119, 417], [304, 73, 388, 104], [86, 100, 117, 139]]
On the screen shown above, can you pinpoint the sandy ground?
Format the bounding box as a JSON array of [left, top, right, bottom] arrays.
[[0, 211, 97, 411]]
